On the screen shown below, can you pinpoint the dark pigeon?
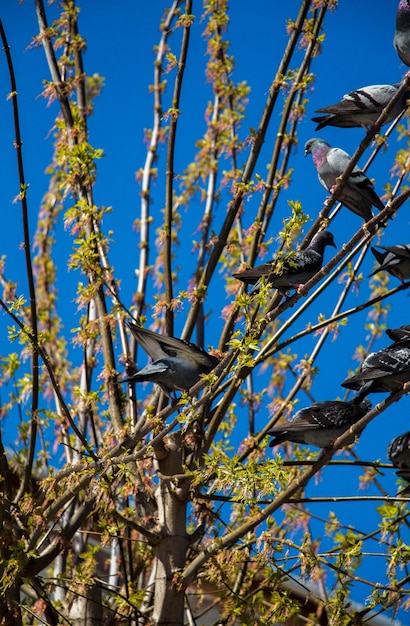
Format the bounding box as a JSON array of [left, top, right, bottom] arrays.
[[370, 244, 410, 283], [386, 324, 410, 342], [123, 321, 219, 397], [305, 138, 384, 222], [341, 337, 410, 400], [233, 230, 336, 296], [395, 1, 410, 67], [312, 84, 408, 131], [387, 430, 410, 492], [268, 398, 371, 448]]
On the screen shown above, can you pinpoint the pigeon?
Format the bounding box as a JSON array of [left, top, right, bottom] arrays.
[[268, 398, 371, 448], [386, 324, 410, 342], [232, 230, 336, 296], [123, 321, 219, 397], [341, 337, 410, 400], [304, 138, 384, 221], [395, 1, 410, 67], [312, 84, 408, 131], [369, 244, 410, 283], [387, 430, 410, 492]]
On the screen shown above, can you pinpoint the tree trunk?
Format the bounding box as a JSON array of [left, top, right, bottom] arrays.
[[0, 585, 22, 626], [153, 432, 190, 626], [67, 581, 102, 626]]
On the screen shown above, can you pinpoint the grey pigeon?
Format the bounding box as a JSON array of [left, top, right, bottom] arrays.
[[370, 244, 410, 283], [305, 138, 384, 221], [312, 84, 407, 131], [233, 230, 336, 296], [395, 0, 410, 67], [387, 430, 410, 492], [123, 321, 219, 397], [268, 398, 371, 448], [341, 337, 410, 400]]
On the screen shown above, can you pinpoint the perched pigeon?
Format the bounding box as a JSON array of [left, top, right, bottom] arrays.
[[123, 321, 219, 397], [386, 324, 410, 342], [387, 430, 410, 492], [305, 138, 384, 221], [268, 398, 371, 448], [370, 244, 410, 283], [341, 337, 410, 400], [312, 84, 408, 131], [394, 1, 410, 67], [232, 230, 336, 295]]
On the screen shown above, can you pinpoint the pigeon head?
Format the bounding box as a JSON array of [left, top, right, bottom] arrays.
[[304, 138, 330, 157], [310, 230, 336, 253], [356, 398, 372, 419], [398, 0, 410, 15], [304, 138, 331, 168], [397, 0, 410, 29]]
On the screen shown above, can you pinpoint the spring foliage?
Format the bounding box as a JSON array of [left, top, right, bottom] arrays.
[[1, 1, 410, 625]]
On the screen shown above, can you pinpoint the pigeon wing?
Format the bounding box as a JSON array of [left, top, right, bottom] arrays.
[[325, 149, 384, 212], [314, 85, 399, 116], [342, 342, 410, 389], [381, 244, 410, 260], [309, 401, 354, 427], [127, 321, 218, 369], [325, 147, 351, 176], [386, 325, 410, 342], [233, 250, 319, 288], [388, 430, 410, 468], [363, 342, 410, 376]]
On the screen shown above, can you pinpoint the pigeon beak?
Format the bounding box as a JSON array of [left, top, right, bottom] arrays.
[[304, 141, 312, 157]]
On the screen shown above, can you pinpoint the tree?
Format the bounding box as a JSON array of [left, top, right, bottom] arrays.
[[1, 0, 410, 624]]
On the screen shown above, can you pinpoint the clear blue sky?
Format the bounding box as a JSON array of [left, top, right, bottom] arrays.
[[1, 2, 410, 623]]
